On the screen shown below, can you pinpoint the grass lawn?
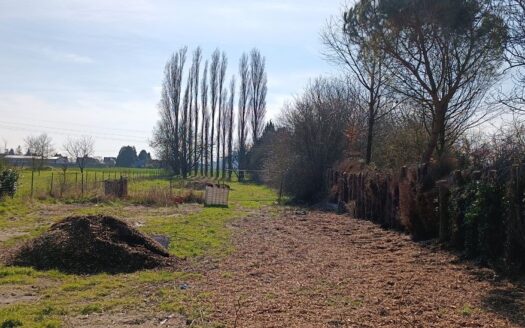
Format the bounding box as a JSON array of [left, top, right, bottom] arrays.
[[0, 176, 277, 327]]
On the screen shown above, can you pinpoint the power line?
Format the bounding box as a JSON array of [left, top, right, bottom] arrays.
[[0, 121, 150, 142], [0, 120, 149, 139], [0, 123, 150, 144], [1, 115, 152, 134]]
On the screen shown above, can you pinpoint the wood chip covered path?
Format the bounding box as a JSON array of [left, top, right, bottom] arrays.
[[193, 209, 525, 327]]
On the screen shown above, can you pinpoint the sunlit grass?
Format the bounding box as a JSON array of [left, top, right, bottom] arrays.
[[0, 175, 277, 327]]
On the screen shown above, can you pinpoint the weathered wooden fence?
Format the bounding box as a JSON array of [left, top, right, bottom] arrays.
[[328, 164, 439, 233], [328, 163, 525, 271]]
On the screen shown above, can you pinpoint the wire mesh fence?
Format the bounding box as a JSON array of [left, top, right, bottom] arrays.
[[9, 169, 168, 200], [1, 167, 269, 206]]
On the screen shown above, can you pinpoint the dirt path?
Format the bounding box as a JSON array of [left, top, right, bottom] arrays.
[[195, 209, 525, 327]]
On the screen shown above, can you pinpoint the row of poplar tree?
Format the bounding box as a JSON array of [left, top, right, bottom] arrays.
[[152, 47, 267, 179]]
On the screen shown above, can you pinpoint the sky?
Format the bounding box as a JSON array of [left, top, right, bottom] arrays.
[[0, 0, 345, 157]]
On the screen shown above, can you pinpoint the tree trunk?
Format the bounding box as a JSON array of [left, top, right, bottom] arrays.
[[421, 104, 446, 164], [365, 106, 375, 165], [210, 119, 214, 177], [238, 144, 245, 182], [222, 133, 226, 179], [81, 168, 84, 196], [216, 116, 221, 178], [200, 119, 205, 176], [205, 121, 209, 176]]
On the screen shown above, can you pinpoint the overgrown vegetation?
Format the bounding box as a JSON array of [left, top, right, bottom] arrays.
[[449, 180, 507, 264]]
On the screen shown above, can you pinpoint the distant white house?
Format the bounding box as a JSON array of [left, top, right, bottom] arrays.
[[1, 155, 69, 168]]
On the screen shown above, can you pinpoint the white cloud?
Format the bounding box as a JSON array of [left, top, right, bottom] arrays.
[[17, 45, 95, 64], [60, 52, 94, 64], [0, 92, 156, 156], [0, 0, 157, 23], [0, 0, 346, 155], [43, 49, 94, 64]]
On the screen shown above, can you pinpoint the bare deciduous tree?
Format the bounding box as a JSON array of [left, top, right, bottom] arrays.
[[192, 47, 202, 176], [250, 48, 267, 144], [188, 65, 194, 175], [152, 46, 268, 179], [270, 78, 357, 201], [209, 50, 220, 176], [237, 53, 251, 180], [152, 47, 187, 174], [221, 87, 228, 179], [323, 5, 395, 164], [64, 136, 95, 194], [201, 60, 209, 176], [227, 76, 236, 180], [181, 71, 192, 178], [25, 133, 54, 174], [216, 52, 228, 178]]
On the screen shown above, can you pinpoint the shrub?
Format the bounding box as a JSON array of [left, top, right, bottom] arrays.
[[1, 319, 23, 328], [448, 183, 477, 249], [0, 168, 19, 199], [449, 179, 506, 266], [505, 167, 525, 272], [264, 78, 356, 203]]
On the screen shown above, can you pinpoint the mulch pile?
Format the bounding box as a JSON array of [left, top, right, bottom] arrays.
[[5, 215, 172, 274]]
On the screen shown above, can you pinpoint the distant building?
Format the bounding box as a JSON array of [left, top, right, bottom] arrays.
[[79, 157, 103, 168], [103, 157, 117, 167], [2, 155, 68, 168], [134, 158, 148, 168]]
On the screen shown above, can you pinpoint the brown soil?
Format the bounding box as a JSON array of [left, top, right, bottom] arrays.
[[0, 229, 27, 243], [65, 311, 186, 327], [194, 210, 525, 327], [5, 215, 173, 274], [0, 285, 39, 305]]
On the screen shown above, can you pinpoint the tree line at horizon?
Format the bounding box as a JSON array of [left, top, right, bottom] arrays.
[[151, 47, 267, 179]]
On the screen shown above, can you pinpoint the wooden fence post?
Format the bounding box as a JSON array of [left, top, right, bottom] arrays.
[[50, 172, 54, 195], [30, 169, 34, 199], [437, 180, 450, 242]]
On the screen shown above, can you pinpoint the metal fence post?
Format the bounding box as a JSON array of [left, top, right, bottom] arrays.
[[50, 172, 54, 195], [30, 169, 34, 199]]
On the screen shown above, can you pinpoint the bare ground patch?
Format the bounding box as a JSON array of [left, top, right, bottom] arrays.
[[65, 311, 186, 327], [0, 285, 39, 305], [193, 210, 525, 327]]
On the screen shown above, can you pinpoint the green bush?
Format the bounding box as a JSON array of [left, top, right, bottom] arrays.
[[505, 170, 525, 272], [450, 180, 506, 264], [1, 319, 23, 328], [0, 168, 19, 198], [448, 183, 476, 248]]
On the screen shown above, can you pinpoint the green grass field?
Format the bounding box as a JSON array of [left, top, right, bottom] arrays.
[[0, 171, 277, 327]]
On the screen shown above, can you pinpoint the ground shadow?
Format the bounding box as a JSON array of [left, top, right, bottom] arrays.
[[409, 238, 525, 326], [482, 280, 525, 326]]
